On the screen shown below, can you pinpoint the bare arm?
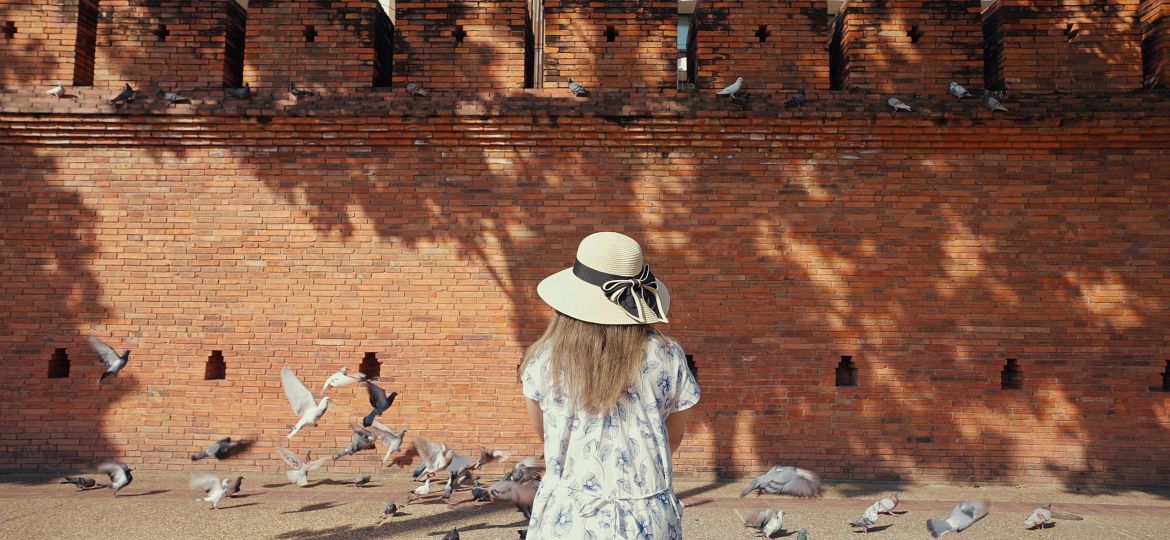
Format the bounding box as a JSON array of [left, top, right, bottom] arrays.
[[665, 407, 695, 453], [526, 398, 544, 442]]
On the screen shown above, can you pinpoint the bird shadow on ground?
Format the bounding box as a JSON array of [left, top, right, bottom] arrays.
[[853, 524, 894, 534], [221, 502, 261, 510], [262, 483, 290, 489], [120, 489, 170, 497], [273, 504, 518, 539], [676, 481, 731, 501], [228, 492, 265, 498], [312, 479, 359, 487], [280, 501, 344, 514]]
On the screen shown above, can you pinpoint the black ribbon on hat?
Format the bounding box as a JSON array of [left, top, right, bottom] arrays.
[[573, 260, 668, 323]]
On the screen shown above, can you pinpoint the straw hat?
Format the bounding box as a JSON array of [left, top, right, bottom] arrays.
[[537, 232, 670, 325]]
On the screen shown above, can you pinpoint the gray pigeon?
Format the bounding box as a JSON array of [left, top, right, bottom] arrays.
[[288, 83, 317, 100], [362, 382, 396, 427], [225, 82, 251, 100], [367, 421, 406, 464], [334, 423, 377, 460], [472, 447, 513, 469], [442, 528, 460, 540], [784, 87, 806, 108], [568, 78, 590, 97], [109, 84, 134, 105], [850, 505, 880, 533], [60, 476, 97, 489], [740, 465, 821, 498], [717, 77, 744, 99], [377, 500, 400, 524], [97, 460, 133, 497], [405, 83, 430, 97], [484, 478, 538, 519], [353, 474, 371, 487], [949, 82, 972, 99], [795, 529, 808, 540], [47, 83, 65, 98], [87, 335, 129, 382], [411, 462, 427, 480], [191, 437, 232, 461], [1024, 504, 1082, 529], [190, 473, 230, 509], [224, 475, 243, 497], [156, 89, 191, 105], [505, 456, 545, 482], [887, 97, 912, 114], [276, 446, 329, 487], [983, 90, 1008, 113], [927, 499, 991, 537], [873, 492, 900, 514]]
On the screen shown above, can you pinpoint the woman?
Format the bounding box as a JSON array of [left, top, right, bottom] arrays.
[[520, 232, 701, 539]]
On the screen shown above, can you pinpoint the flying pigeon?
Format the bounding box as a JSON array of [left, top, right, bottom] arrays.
[[276, 445, 329, 487], [567, 78, 590, 97], [949, 82, 972, 99], [442, 528, 460, 540], [110, 84, 135, 105], [191, 437, 233, 461], [97, 460, 133, 497], [1024, 504, 1082, 529], [335, 423, 377, 460], [411, 462, 428, 481], [407, 477, 432, 503], [472, 447, 513, 470], [353, 474, 372, 487], [406, 83, 430, 97], [367, 421, 406, 464], [784, 87, 806, 108], [887, 97, 912, 114], [156, 89, 191, 105], [505, 456, 545, 482], [717, 77, 744, 99], [60, 476, 97, 489], [742, 508, 784, 538], [927, 499, 991, 538], [415, 436, 455, 477], [47, 83, 65, 99], [190, 473, 230, 509], [288, 83, 317, 100], [225, 82, 252, 100], [87, 335, 129, 382], [740, 465, 821, 498], [983, 90, 1008, 113], [224, 475, 244, 497], [850, 505, 880, 533], [281, 366, 330, 438], [873, 492, 900, 514], [321, 366, 366, 394], [362, 381, 397, 427]]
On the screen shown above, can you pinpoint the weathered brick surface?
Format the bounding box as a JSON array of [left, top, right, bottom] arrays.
[[0, 0, 83, 87], [984, 0, 1144, 93], [543, 0, 677, 91], [1143, 0, 1169, 88], [393, 1, 529, 90], [245, 0, 379, 93], [833, 0, 984, 94], [695, 1, 829, 98]]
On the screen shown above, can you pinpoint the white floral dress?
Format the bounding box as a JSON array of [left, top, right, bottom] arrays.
[[521, 335, 701, 540]]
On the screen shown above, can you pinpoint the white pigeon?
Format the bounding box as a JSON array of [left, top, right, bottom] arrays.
[[415, 435, 455, 477], [741, 508, 784, 537], [47, 83, 65, 98], [276, 445, 329, 487], [321, 366, 366, 394], [763, 509, 785, 537], [190, 473, 229, 509], [717, 77, 744, 99], [927, 499, 991, 537], [948, 82, 972, 99], [887, 97, 912, 113], [983, 91, 1008, 113], [281, 366, 330, 439], [368, 421, 407, 464], [407, 476, 431, 503]]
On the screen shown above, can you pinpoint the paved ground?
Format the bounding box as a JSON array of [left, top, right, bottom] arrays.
[[2, 470, 1169, 539]]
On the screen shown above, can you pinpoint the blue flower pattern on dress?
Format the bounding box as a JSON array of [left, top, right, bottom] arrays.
[[521, 335, 701, 539]]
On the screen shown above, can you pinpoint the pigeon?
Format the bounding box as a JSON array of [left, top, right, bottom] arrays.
[[873, 492, 900, 514], [415, 436, 455, 477], [224, 475, 244, 497], [276, 445, 329, 487], [740, 465, 821, 498], [191, 437, 233, 461], [742, 508, 784, 537], [109, 83, 135, 105], [353, 474, 372, 487], [505, 456, 545, 482], [442, 528, 460, 540], [156, 89, 191, 105], [472, 447, 513, 469], [795, 529, 808, 540], [225, 82, 251, 100], [288, 83, 317, 100], [377, 500, 400, 524], [87, 335, 129, 382], [567, 78, 590, 97], [281, 366, 330, 438], [484, 479, 538, 519], [60, 476, 97, 489], [47, 83, 65, 98], [442, 470, 461, 500], [405, 82, 429, 97], [407, 477, 432, 503], [850, 505, 880, 533], [362, 381, 397, 427], [784, 87, 806, 108], [983, 90, 1008, 113], [97, 460, 133, 497], [927, 499, 991, 537], [717, 77, 744, 99], [411, 462, 428, 480], [335, 423, 378, 459], [1024, 504, 1083, 529], [518, 531, 527, 539], [321, 366, 366, 394], [367, 421, 406, 464], [887, 97, 912, 114], [190, 473, 230, 509], [949, 81, 973, 99]]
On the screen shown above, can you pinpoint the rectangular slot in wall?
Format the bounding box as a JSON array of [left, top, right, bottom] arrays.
[[48, 348, 70, 379], [223, 0, 247, 88], [373, 1, 394, 87], [835, 355, 857, 387], [72, 0, 99, 86], [205, 350, 226, 380], [360, 352, 381, 380]]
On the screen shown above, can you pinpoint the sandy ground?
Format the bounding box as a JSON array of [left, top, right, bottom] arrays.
[[2, 470, 1169, 539]]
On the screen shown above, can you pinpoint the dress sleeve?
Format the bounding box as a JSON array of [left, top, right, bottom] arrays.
[[656, 338, 701, 415], [521, 351, 546, 403]]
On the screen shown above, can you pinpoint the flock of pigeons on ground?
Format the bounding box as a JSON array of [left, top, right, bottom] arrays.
[[57, 336, 1087, 539]]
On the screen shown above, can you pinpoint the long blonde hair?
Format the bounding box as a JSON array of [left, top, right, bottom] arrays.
[[520, 311, 659, 413]]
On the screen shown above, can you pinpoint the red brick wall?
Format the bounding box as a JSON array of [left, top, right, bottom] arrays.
[[984, 0, 1144, 93], [0, 0, 84, 87], [543, 0, 677, 92], [245, 0, 378, 93], [834, 0, 984, 94], [696, 1, 829, 98], [1144, 0, 1169, 88], [393, 0, 529, 91]]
